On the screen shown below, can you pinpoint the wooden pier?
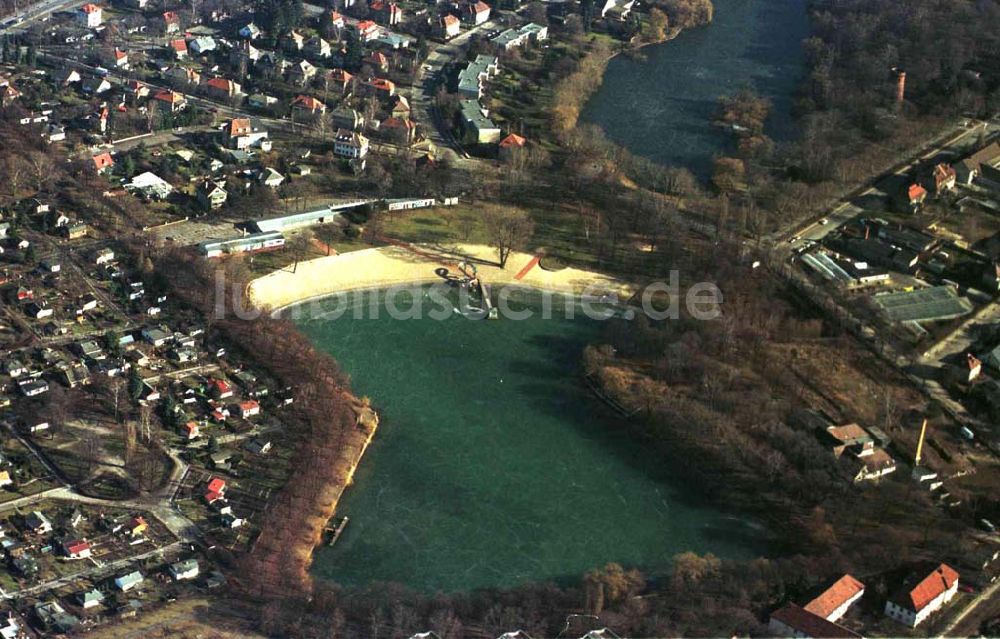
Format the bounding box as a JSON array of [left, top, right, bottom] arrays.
[[324, 516, 350, 547]]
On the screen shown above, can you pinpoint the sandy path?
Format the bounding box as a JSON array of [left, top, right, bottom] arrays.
[[248, 244, 632, 311]]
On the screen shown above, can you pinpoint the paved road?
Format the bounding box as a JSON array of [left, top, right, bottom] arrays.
[[407, 20, 500, 165], [786, 118, 999, 245], [939, 579, 1000, 637]]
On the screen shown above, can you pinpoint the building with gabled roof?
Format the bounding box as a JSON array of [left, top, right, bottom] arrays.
[[92, 152, 114, 173], [803, 575, 865, 622], [769, 603, 861, 638], [884, 563, 959, 627], [290, 94, 326, 115], [77, 3, 102, 27]]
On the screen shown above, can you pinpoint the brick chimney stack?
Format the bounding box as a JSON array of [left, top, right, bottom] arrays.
[[892, 67, 906, 105]]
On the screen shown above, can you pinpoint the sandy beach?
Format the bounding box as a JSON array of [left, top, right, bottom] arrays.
[[248, 243, 632, 311]]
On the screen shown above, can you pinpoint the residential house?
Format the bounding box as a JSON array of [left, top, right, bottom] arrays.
[[189, 37, 217, 55], [128, 516, 147, 537], [211, 379, 234, 399], [440, 14, 461, 38], [25, 511, 53, 534], [236, 399, 261, 418], [326, 68, 354, 94], [159, 10, 181, 34], [76, 3, 102, 28], [169, 559, 199, 580], [35, 601, 78, 634], [248, 93, 278, 110], [329, 11, 345, 29], [381, 117, 416, 144], [371, 0, 402, 25], [181, 421, 200, 439], [153, 90, 187, 112], [168, 38, 188, 59], [245, 438, 272, 455], [498, 132, 526, 161], [306, 36, 331, 58], [769, 604, 861, 638], [78, 589, 105, 609], [82, 76, 112, 94], [113, 570, 144, 592], [43, 124, 66, 143], [0, 83, 21, 107], [361, 77, 396, 98], [288, 59, 317, 85], [822, 423, 873, 458], [92, 152, 114, 174], [803, 575, 865, 622], [365, 51, 390, 72], [239, 22, 261, 39], [105, 48, 129, 69], [353, 20, 380, 42], [462, 0, 490, 24], [204, 476, 227, 503], [205, 77, 241, 100], [899, 183, 927, 213], [290, 94, 326, 116], [127, 172, 173, 200], [955, 142, 1000, 185], [197, 181, 228, 210], [126, 79, 150, 101], [258, 167, 285, 188], [0, 470, 11, 488], [284, 29, 306, 51], [331, 106, 363, 130], [884, 564, 959, 627], [931, 163, 956, 194], [165, 66, 200, 86], [334, 129, 370, 159], [62, 539, 92, 559]]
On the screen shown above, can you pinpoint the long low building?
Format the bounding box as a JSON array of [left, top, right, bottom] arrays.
[[873, 285, 974, 322], [250, 201, 372, 233], [199, 232, 285, 258]]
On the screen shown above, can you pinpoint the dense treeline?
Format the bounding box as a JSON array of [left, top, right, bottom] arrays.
[[787, 0, 1000, 183]]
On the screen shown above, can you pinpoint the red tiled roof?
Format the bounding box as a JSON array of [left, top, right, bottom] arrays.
[[162, 10, 179, 22], [442, 14, 459, 26], [804, 575, 865, 620], [291, 94, 325, 111], [499, 133, 526, 148], [366, 77, 395, 91], [80, 3, 100, 13], [228, 118, 251, 136], [207, 77, 233, 91], [64, 539, 90, 554], [895, 564, 959, 613], [908, 183, 927, 201], [207, 477, 226, 494], [357, 19, 378, 32], [826, 424, 868, 444], [92, 152, 114, 169], [771, 604, 861, 638], [154, 90, 184, 103], [239, 400, 260, 411], [329, 68, 353, 83], [169, 39, 187, 52], [473, 1, 490, 13]]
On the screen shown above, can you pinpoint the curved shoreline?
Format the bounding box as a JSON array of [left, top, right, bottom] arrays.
[[249, 244, 633, 312]]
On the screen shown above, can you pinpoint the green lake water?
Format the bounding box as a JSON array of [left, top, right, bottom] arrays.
[[298, 288, 765, 592]]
